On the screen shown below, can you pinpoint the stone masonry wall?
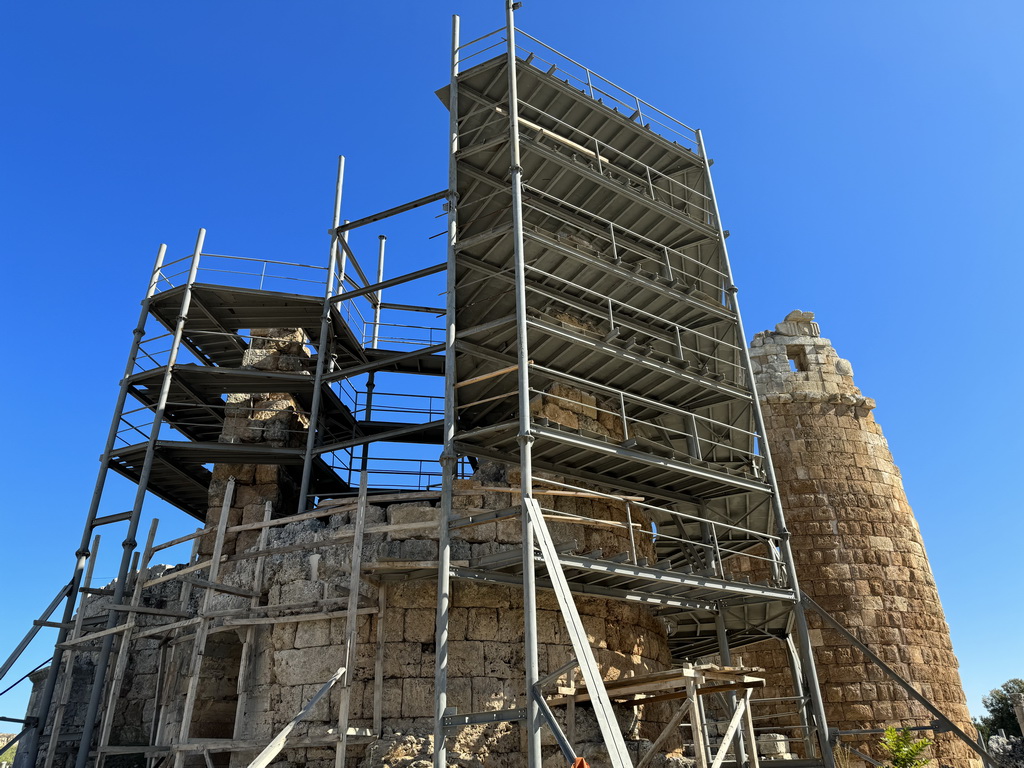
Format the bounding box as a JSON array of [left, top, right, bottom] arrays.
[[28, 484, 680, 768], [26, 370, 686, 768], [733, 311, 978, 768]]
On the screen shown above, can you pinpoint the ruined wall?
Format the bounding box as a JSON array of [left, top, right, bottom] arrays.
[[27, 365, 685, 768], [29, 484, 678, 768], [734, 311, 978, 768], [27, 315, 806, 767], [203, 326, 314, 559]]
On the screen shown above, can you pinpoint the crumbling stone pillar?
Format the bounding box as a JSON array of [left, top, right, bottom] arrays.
[[204, 327, 312, 558], [735, 311, 978, 768]]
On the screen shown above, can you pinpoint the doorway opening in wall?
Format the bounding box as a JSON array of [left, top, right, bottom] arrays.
[[189, 631, 244, 766]]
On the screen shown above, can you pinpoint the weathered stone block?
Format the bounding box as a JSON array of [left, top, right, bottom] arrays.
[[401, 677, 434, 718], [465, 608, 499, 642], [404, 608, 436, 644], [273, 647, 341, 687]]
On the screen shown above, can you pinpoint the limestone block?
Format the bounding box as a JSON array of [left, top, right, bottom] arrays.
[[381, 642, 423, 679], [496, 517, 523, 544], [273, 647, 341, 687], [401, 677, 434, 718], [279, 579, 322, 605], [379, 539, 437, 562], [387, 581, 434, 608], [454, 581, 513, 608], [448, 607, 468, 642], [271, 622, 297, 651], [452, 520, 497, 543], [481, 641, 519, 679], [466, 608, 499, 641], [472, 676, 520, 712], [404, 608, 436, 644], [451, 538, 472, 561], [295, 619, 331, 649], [546, 382, 599, 419], [450, 641, 486, 677], [387, 503, 439, 538]]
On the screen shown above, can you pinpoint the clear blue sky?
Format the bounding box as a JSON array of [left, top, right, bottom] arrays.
[[2, 1, 1021, 724]]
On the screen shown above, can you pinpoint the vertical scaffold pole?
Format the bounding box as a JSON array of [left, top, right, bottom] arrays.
[[716, 608, 748, 766], [299, 156, 346, 513], [434, 15, 459, 767], [76, 230, 205, 768], [95, 519, 161, 768], [42, 534, 101, 768], [335, 235, 384, 768], [503, 3, 542, 763], [26, 243, 167, 768], [696, 128, 835, 768], [174, 478, 236, 768], [370, 235, 386, 347]]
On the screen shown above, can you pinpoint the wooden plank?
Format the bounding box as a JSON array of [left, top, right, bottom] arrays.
[[94, 731, 376, 757], [637, 698, 693, 768], [94, 746, 172, 756], [688, 676, 709, 768], [449, 506, 520, 529], [741, 689, 761, 768], [235, 500, 273, 741], [633, 681, 764, 707], [44, 534, 102, 768], [92, 511, 133, 527], [97, 520, 162, 761], [175, 729, 375, 751], [174, 478, 235, 768], [709, 694, 747, 768], [144, 558, 215, 588], [109, 605, 192, 619], [454, 363, 521, 389], [373, 585, 386, 737], [469, 486, 644, 501], [225, 521, 437, 563], [152, 528, 207, 553], [317, 491, 441, 509], [363, 561, 442, 571], [334, 476, 369, 768], [226, 503, 357, 535], [57, 624, 127, 648], [220, 607, 377, 627], [539, 513, 640, 531], [180, 577, 260, 598], [212, 596, 350, 618]]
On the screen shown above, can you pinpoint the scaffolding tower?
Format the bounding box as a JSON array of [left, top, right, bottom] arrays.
[[435, 9, 832, 767], [3, 8, 862, 768]]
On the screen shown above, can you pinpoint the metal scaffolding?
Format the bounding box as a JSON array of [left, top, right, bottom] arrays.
[[433, 7, 832, 767], [2, 8, 897, 768]]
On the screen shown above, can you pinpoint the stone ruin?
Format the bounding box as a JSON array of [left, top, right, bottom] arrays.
[[25, 473, 690, 768], [17, 314, 981, 768], [733, 311, 978, 768], [20, 329, 693, 768]]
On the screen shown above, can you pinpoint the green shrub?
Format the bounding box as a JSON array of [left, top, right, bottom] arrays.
[[879, 727, 932, 768]]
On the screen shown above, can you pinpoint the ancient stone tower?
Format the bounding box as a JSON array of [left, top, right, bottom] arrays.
[[744, 311, 977, 768]]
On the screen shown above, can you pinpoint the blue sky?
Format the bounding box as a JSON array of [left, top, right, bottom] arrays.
[[2, 0, 1021, 724]]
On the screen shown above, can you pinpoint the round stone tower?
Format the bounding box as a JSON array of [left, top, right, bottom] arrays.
[[743, 311, 978, 768]]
